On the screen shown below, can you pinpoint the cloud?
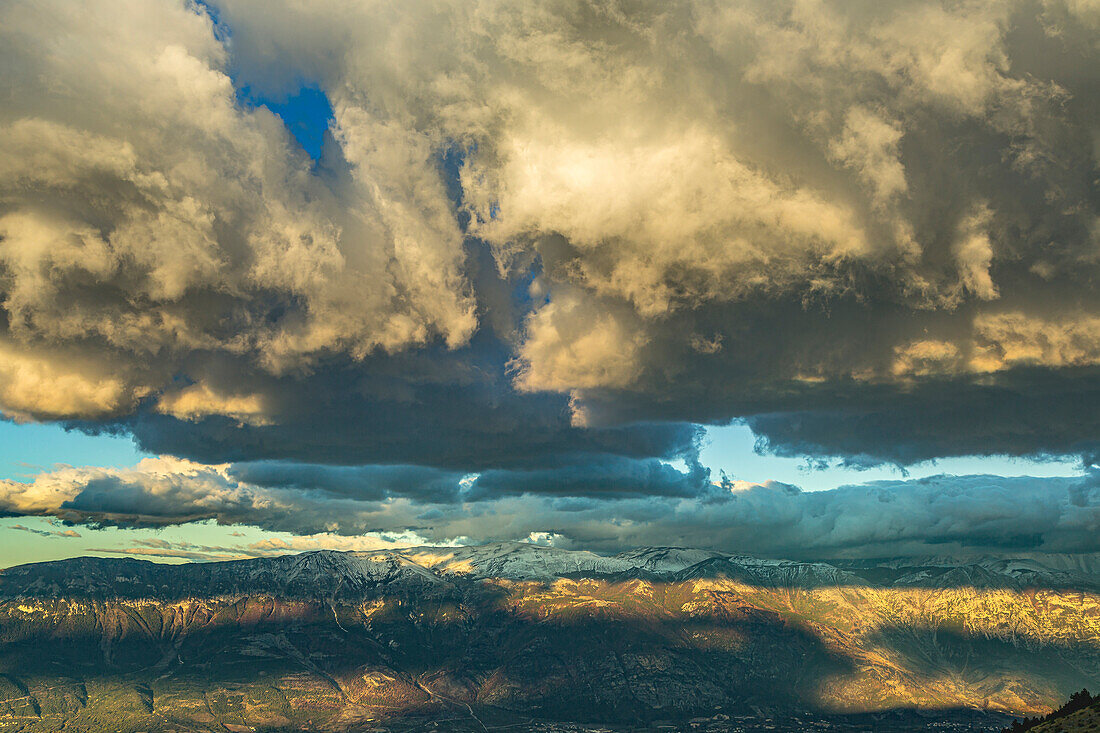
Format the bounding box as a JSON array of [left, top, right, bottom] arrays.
[[106, 343, 704, 471], [0, 0, 1098, 500], [89, 545, 247, 562], [0, 0, 476, 401], [2, 458, 1098, 559], [0, 454, 714, 531], [513, 290, 649, 393], [156, 384, 273, 427], [0, 342, 140, 421], [89, 531, 448, 562], [7, 523, 81, 538]]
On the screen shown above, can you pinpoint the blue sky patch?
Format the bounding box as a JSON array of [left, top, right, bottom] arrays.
[[238, 84, 334, 161]]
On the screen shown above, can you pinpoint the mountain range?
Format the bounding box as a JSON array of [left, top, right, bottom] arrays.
[[2, 542, 1099, 731]]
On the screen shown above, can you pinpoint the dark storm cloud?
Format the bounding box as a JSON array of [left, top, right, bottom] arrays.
[[94, 331, 706, 470], [744, 371, 1100, 467], [218, 453, 714, 503], [468, 455, 713, 500], [226, 462, 468, 502]]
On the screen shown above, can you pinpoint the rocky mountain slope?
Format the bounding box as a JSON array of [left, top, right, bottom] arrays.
[[1, 543, 1098, 731]]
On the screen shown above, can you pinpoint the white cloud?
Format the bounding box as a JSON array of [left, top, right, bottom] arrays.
[[156, 384, 272, 426], [0, 341, 143, 421], [952, 204, 999, 302], [0, 0, 477, 420], [828, 106, 908, 208], [514, 290, 648, 392]]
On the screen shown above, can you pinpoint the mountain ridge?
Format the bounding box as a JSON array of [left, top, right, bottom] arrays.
[[5, 542, 1100, 598], [2, 543, 1099, 731]]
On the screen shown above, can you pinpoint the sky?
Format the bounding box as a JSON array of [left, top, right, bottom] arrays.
[[1, 0, 1099, 567]]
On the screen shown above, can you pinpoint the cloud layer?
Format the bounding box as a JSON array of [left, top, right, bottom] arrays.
[[2, 458, 1097, 558], [1, 0, 1100, 548]]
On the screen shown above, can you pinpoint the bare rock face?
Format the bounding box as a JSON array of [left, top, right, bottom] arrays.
[[1, 543, 1098, 731]]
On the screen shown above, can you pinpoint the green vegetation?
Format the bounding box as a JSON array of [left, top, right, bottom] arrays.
[[1004, 690, 1098, 733]]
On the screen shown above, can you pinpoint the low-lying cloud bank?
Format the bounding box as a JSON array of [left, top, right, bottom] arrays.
[[2, 459, 1096, 559]]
